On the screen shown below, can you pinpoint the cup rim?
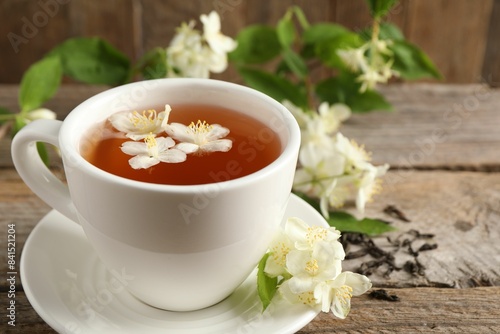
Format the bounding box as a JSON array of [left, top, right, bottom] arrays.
[[59, 78, 301, 192]]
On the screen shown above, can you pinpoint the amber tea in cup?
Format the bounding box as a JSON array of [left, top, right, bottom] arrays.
[[82, 104, 282, 185]]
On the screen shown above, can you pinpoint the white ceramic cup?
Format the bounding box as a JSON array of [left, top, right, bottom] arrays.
[[12, 78, 301, 311]]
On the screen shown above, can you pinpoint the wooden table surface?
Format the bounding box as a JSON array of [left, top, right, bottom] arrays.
[[1, 83, 499, 333]]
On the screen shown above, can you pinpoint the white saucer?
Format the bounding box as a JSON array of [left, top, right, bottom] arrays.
[[21, 194, 327, 334]]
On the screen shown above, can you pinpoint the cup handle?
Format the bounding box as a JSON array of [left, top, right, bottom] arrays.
[[11, 119, 79, 224]]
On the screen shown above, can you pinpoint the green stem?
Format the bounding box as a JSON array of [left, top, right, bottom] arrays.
[[369, 17, 381, 68], [0, 113, 17, 122], [292, 6, 310, 30]]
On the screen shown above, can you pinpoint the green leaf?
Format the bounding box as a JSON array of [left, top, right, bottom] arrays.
[[238, 67, 308, 108], [277, 12, 295, 48], [18, 56, 62, 113], [294, 192, 395, 236], [301, 23, 350, 58], [390, 40, 442, 80], [291, 6, 310, 29], [379, 22, 405, 40], [257, 253, 278, 311], [365, 0, 399, 18], [229, 25, 281, 64], [49, 37, 130, 85], [303, 23, 350, 45], [136, 47, 167, 80], [315, 73, 392, 112], [360, 22, 405, 41], [281, 48, 308, 79], [328, 211, 396, 236], [315, 33, 364, 69]]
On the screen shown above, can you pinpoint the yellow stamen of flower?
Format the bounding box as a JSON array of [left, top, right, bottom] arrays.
[[350, 139, 371, 161], [366, 178, 383, 203], [297, 291, 316, 306], [305, 259, 319, 276], [336, 285, 353, 305], [130, 110, 158, 130], [306, 226, 328, 246], [188, 120, 212, 134], [271, 242, 290, 267], [144, 133, 158, 158]]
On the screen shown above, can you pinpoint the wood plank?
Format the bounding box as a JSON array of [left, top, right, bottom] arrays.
[[343, 170, 500, 288], [300, 287, 500, 333], [342, 84, 500, 169], [0, 0, 73, 83], [67, 0, 140, 61], [5, 288, 500, 333], [404, 0, 493, 83], [482, 0, 500, 87]]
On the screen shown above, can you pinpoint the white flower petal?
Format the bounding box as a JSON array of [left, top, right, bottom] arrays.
[[175, 142, 200, 154], [155, 136, 176, 151], [128, 155, 160, 169], [164, 123, 193, 142], [158, 149, 187, 163], [206, 124, 230, 140], [200, 139, 232, 152], [120, 141, 148, 156], [26, 108, 57, 122]]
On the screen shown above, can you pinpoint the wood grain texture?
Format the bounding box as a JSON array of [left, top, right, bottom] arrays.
[[344, 171, 500, 288], [482, 0, 500, 87], [1, 0, 499, 84], [404, 0, 494, 83], [342, 84, 500, 169]]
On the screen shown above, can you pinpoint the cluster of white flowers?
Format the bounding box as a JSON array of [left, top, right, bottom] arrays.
[[109, 104, 232, 169], [284, 101, 389, 218], [337, 39, 397, 92], [264, 217, 372, 318], [166, 11, 237, 78]]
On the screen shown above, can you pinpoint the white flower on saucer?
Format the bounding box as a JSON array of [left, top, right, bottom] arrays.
[[200, 11, 237, 55], [120, 134, 186, 169], [164, 120, 232, 154], [285, 217, 342, 252], [264, 229, 294, 277], [109, 105, 171, 140], [284, 242, 342, 295], [317, 272, 372, 318]]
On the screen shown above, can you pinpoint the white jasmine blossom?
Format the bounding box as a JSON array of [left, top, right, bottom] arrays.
[[337, 47, 369, 72], [166, 11, 236, 78], [109, 105, 171, 140], [120, 134, 186, 169], [24, 108, 57, 122], [264, 229, 294, 277], [325, 272, 372, 318], [284, 217, 342, 252], [164, 120, 232, 154], [294, 132, 388, 218], [285, 242, 342, 294], [200, 11, 237, 55], [166, 21, 211, 78], [317, 102, 351, 134], [260, 217, 371, 319]]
